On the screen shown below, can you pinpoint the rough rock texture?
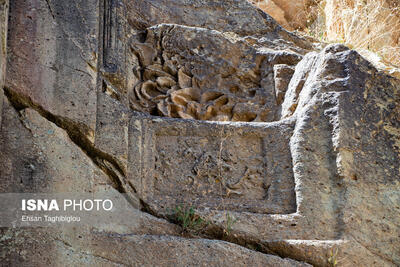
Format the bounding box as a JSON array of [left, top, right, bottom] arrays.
[[6, 0, 99, 138], [0, 0, 8, 129], [1, 228, 310, 267], [1, 0, 400, 266], [129, 115, 297, 215], [280, 44, 400, 265], [129, 24, 300, 122]]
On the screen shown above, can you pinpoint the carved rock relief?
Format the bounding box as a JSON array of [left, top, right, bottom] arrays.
[[128, 24, 297, 122], [132, 119, 297, 214]]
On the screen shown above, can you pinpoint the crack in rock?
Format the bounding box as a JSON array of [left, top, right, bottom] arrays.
[[3, 86, 139, 208]]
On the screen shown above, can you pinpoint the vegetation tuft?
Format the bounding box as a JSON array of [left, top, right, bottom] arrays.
[[170, 205, 208, 234]]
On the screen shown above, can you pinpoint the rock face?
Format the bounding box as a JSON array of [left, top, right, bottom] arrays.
[[1, 0, 399, 266], [0, 0, 8, 129], [1, 228, 310, 267]]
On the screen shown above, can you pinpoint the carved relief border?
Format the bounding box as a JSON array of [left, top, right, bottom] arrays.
[[129, 115, 297, 215]]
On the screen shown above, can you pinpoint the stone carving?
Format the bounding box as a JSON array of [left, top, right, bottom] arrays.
[[155, 135, 269, 206], [130, 117, 296, 214], [128, 25, 281, 122]]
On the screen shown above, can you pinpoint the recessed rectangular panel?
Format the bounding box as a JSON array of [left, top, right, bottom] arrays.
[[129, 116, 296, 214]]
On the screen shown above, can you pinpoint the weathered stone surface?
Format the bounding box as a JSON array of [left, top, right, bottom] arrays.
[[129, 24, 287, 122], [94, 91, 131, 172], [264, 239, 392, 266], [0, 96, 180, 231], [6, 0, 99, 137], [273, 64, 295, 105], [0, 99, 103, 193], [1, 228, 310, 267], [1, 0, 400, 266], [284, 44, 400, 264], [0, 0, 8, 129], [129, 114, 296, 215], [126, 0, 313, 52], [182, 44, 399, 266]]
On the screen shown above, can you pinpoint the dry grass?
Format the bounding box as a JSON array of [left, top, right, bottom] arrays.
[[248, 0, 400, 74], [308, 0, 400, 70]]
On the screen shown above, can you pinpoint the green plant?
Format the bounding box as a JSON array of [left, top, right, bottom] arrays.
[[171, 205, 207, 233], [223, 212, 237, 237], [327, 248, 338, 267]]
